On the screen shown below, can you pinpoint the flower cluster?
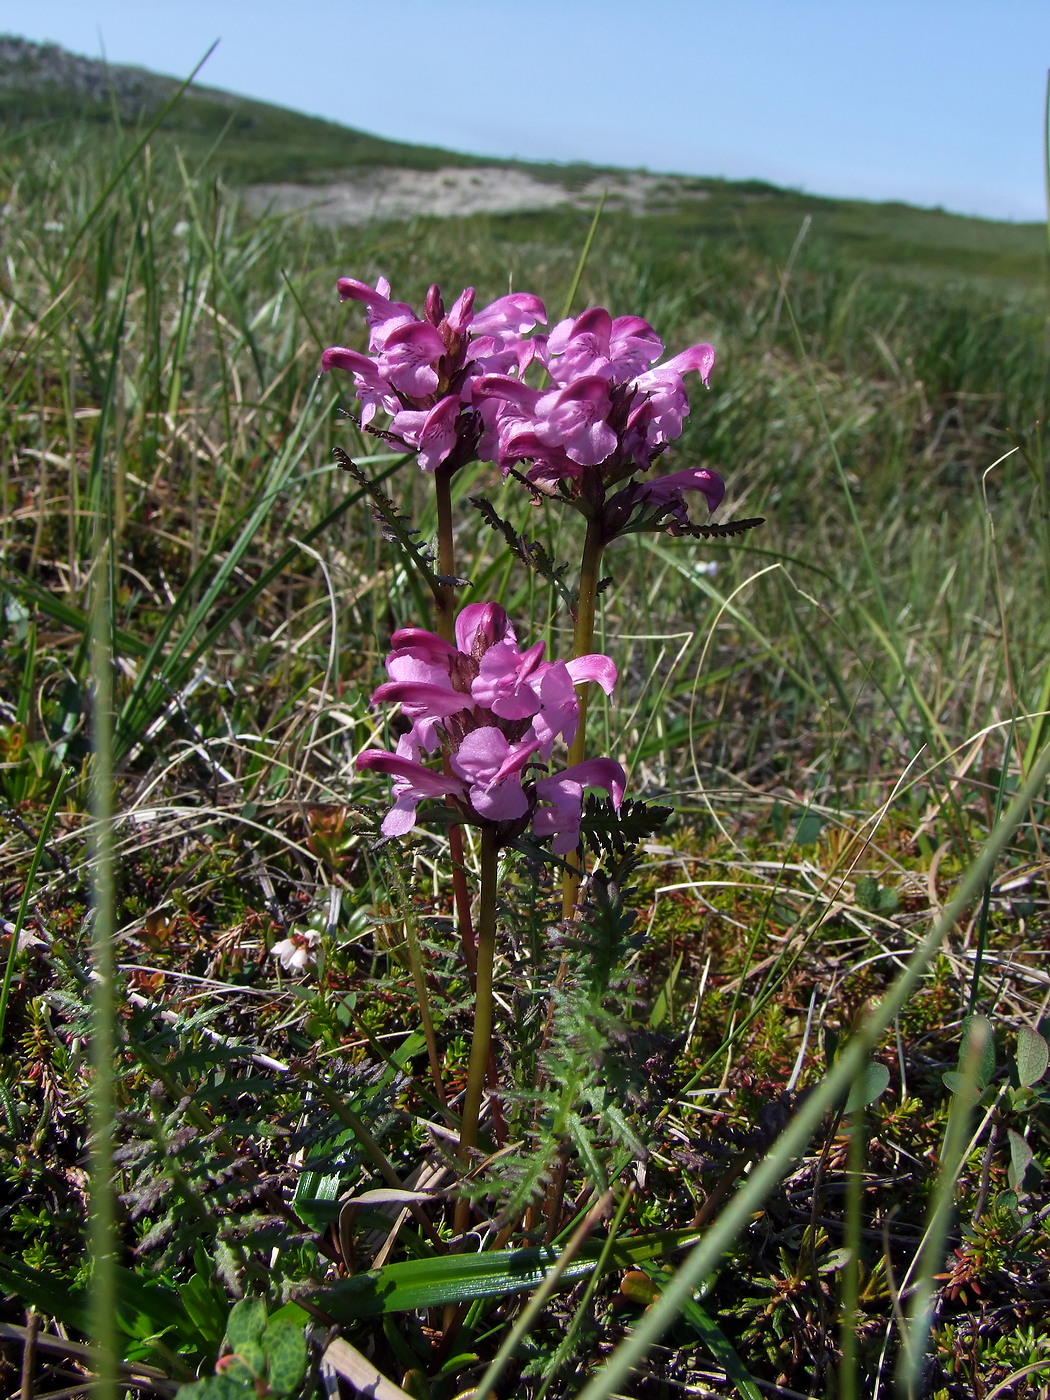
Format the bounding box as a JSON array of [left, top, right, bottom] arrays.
[[356, 603, 625, 855], [322, 278, 546, 474], [475, 306, 717, 494], [322, 278, 725, 536]]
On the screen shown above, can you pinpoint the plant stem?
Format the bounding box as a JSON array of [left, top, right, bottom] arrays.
[[89, 538, 117, 1400], [454, 827, 499, 1232], [430, 463, 478, 972], [433, 461, 457, 645], [561, 510, 605, 919]]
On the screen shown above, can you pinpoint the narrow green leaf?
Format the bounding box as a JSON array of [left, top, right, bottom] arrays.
[[178, 1274, 227, 1349], [311, 1229, 702, 1320], [292, 1169, 345, 1230], [0, 1253, 89, 1332], [675, 1293, 763, 1400]]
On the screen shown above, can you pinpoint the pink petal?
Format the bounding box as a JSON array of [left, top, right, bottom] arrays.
[[369, 681, 470, 717], [566, 654, 618, 695], [470, 293, 547, 336], [355, 749, 465, 797], [455, 603, 513, 657]]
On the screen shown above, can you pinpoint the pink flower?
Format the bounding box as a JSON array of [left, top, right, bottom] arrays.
[[377, 320, 446, 398], [390, 397, 464, 472], [533, 377, 619, 467], [472, 638, 548, 719], [635, 466, 725, 520], [533, 759, 627, 856], [530, 656, 618, 755], [602, 466, 725, 538], [449, 728, 543, 821], [322, 278, 547, 475], [545, 307, 663, 384], [356, 743, 468, 838], [357, 604, 623, 850]]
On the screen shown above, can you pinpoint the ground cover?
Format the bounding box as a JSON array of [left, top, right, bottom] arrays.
[[0, 122, 1049, 1400]]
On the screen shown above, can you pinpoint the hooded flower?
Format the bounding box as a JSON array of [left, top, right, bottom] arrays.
[[322, 279, 546, 472], [356, 604, 626, 850]]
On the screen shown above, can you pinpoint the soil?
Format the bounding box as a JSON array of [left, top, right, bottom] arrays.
[[242, 166, 708, 225]]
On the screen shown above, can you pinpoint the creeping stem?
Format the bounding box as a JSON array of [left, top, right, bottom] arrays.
[[561, 510, 606, 919]]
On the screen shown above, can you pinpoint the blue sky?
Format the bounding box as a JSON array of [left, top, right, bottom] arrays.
[[6, 0, 1050, 221]]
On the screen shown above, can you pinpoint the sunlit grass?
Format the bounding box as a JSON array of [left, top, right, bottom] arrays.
[[1, 125, 1049, 1400]]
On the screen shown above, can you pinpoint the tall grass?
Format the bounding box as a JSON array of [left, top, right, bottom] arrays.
[[2, 126, 1049, 1399]]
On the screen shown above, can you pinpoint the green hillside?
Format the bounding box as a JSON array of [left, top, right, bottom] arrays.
[[0, 33, 499, 181], [3, 33, 1050, 1400], [1, 34, 1045, 289]]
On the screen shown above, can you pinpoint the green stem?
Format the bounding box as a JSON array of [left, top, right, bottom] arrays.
[[430, 461, 478, 972], [456, 828, 499, 1222], [433, 462, 457, 645], [388, 860, 448, 1111], [89, 539, 117, 1400], [561, 511, 605, 919]]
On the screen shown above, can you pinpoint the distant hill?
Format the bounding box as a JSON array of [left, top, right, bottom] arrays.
[[0, 34, 511, 183], [1, 35, 1044, 289]]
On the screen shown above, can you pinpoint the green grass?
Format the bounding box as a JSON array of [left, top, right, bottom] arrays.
[[2, 37, 1045, 291], [0, 113, 1049, 1400]]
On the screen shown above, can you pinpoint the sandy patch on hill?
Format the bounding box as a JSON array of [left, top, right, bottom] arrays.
[[243, 166, 704, 225]]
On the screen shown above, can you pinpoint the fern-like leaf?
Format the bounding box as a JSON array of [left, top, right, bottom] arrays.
[[469, 495, 575, 612], [334, 447, 466, 591]]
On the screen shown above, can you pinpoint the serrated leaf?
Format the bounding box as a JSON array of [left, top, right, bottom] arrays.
[[262, 1319, 308, 1396], [1016, 1026, 1049, 1087], [226, 1298, 268, 1352], [846, 1060, 890, 1112]]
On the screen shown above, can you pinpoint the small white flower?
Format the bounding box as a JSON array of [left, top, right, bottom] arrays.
[[270, 928, 320, 973]]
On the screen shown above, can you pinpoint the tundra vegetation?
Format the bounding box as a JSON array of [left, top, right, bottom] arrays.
[[0, 67, 1049, 1400]]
